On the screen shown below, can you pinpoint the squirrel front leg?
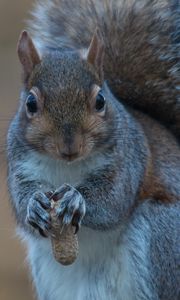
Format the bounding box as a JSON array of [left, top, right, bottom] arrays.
[[8, 167, 54, 237]]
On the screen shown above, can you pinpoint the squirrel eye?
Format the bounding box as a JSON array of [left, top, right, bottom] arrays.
[[26, 92, 38, 114], [95, 91, 106, 112]]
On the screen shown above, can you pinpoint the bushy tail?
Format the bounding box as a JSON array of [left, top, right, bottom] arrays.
[[29, 0, 180, 140]]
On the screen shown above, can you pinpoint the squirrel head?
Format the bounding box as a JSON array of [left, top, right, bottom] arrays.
[[17, 30, 116, 162]]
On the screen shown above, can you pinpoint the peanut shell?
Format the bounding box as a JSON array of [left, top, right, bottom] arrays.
[[50, 199, 79, 265]]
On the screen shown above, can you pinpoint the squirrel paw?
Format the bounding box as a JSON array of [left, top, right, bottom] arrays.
[[26, 191, 51, 237], [52, 184, 86, 233]]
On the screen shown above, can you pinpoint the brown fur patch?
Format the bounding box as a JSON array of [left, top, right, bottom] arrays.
[[139, 156, 178, 203]]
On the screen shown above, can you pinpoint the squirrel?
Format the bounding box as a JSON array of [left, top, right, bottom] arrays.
[[7, 1, 180, 300]]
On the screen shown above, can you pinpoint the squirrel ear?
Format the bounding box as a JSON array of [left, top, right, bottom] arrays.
[[17, 30, 41, 82], [87, 28, 104, 80]]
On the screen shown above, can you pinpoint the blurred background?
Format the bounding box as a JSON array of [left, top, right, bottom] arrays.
[[0, 1, 34, 299]]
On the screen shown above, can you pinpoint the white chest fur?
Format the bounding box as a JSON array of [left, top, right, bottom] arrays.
[[23, 219, 152, 300], [20, 151, 152, 300], [25, 228, 134, 300]]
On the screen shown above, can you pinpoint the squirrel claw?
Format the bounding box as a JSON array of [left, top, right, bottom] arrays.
[[52, 184, 86, 230], [74, 224, 80, 234]]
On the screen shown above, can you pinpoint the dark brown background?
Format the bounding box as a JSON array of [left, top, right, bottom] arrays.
[[0, 1, 34, 299]]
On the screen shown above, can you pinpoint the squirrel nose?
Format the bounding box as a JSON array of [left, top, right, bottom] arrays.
[[60, 140, 82, 161], [61, 129, 82, 161]]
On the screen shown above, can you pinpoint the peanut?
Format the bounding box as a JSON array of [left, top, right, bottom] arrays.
[[50, 199, 79, 265]]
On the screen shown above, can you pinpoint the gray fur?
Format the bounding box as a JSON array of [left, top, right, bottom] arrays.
[[6, 1, 180, 299], [7, 86, 180, 299]]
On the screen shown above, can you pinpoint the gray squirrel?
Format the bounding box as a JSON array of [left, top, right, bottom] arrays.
[[7, 0, 180, 300]]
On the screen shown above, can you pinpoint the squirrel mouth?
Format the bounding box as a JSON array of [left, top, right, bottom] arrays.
[[61, 152, 80, 162]]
